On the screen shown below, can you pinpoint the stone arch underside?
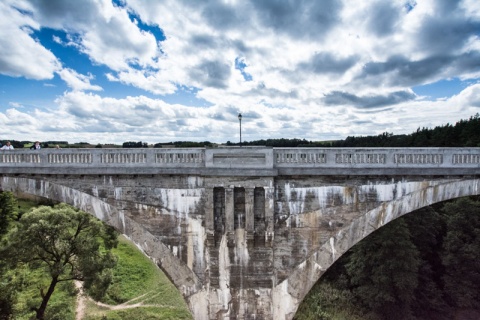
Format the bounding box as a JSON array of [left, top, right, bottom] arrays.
[[275, 177, 480, 320], [0, 176, 201, 300]]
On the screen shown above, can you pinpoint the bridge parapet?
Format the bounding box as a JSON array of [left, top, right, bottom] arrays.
[[274, 147, 480, 166], [274, 147, 480, 175], [0, 147, 478, 176]]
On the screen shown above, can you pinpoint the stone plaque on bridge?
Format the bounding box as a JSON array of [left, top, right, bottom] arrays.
[[205, 148, 274, 169]]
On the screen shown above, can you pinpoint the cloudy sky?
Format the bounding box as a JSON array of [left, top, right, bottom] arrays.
[[0, 0, 479, 145]]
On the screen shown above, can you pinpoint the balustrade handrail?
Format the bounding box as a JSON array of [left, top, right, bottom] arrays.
[[0, 148, 478, 175]]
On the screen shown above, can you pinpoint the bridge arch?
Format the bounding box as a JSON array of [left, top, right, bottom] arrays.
[[276, 177, 480, 320], [0, 176, 201, 301], [1, 146, 479, 320]]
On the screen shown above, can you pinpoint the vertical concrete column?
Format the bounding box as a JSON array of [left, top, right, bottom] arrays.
[[264, 186, 275, 245], [205, 188, 214, 231], [225, 187, 235, 245], [245, 187, 255, 232], [205, 188, 215, 246], [245, 187, 255, 246]]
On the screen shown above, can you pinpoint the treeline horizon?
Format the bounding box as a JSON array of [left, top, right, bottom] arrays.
[[237, 113, 480, 148], [122, 113, 479, 148], [2, 113, 479, 149]]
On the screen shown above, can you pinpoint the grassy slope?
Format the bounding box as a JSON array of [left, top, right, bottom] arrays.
[[84, 236, 192, 320]]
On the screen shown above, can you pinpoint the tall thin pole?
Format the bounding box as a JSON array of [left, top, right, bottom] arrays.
[[238, 113, 242, 147]]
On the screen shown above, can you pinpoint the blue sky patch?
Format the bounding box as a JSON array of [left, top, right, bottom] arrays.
[[413, 78, 471, 100], [235, 57, 253, 81]]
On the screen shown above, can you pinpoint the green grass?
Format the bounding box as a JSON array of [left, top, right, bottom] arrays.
[[85, 235, 192, 319], [16, 197, 57, 218], [17, 197, 40, 215], [103, 237, 163, 304], [84, 305, 192, 320]]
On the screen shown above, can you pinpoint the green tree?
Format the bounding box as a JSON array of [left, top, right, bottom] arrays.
[[1, 204, 118, 320], [403, 206, 449, 318], [442, 197, 480, 308], [346, 218, 420, 319], [0, 272, 17, 320], [122, 141, 148, 148], [0, 191, 18, 319], [0, 191, 17, 238]]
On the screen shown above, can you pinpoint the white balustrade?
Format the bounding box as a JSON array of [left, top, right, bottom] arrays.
[[0, 148, 478, 173], [335, 153, 386, 164], [48, 153, 92, 163], [394, 154, 443, 164], [452, 154, 480, 164], [276, 152, 326, 163]]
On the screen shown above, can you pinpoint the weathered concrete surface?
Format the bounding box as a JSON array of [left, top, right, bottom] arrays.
[[0, 147, 479, 319], [269, 177, 480, 319], [1, 174, 479, 320]]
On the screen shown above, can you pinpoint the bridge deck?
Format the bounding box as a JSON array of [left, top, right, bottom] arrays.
[[0, 147, 479, 176]]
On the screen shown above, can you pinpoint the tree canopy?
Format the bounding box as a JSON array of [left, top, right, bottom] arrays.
[[0, 191, 17, 238], [442, 198, 480, 308], [0, 191, 18, 319], [122, 141, 149, 148], [345, 218, 420, 319]]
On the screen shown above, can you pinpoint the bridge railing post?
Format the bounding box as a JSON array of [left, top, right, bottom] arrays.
[[38, 151, 49, 164], [91, 149, 102, 166]]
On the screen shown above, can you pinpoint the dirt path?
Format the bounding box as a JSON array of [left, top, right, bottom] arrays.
[[74, 281, 173, 319], [75, 281, 86, 320]]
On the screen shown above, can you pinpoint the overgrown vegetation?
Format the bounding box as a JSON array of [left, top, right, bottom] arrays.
[[1, 202, 118, 320], [0, 195, 192, 320], [295, 197, 480, 320]]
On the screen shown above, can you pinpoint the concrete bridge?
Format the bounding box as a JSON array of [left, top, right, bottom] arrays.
[[0, 147, 479, 319]]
